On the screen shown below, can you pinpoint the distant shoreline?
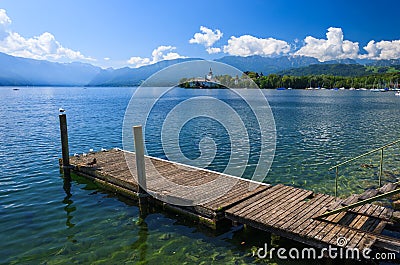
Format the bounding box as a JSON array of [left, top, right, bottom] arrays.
[[3, 85, 400, 91]]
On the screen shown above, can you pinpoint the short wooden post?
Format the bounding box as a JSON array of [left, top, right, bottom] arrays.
[[133, 125, 147, 195], [59, 113, 70, 168]]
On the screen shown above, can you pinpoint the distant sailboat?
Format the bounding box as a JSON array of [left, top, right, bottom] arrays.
[[359, 80, 367, 90], [349, 79, 355, 90], [306, 79, 313, 90], [394, 79, 400, 91]]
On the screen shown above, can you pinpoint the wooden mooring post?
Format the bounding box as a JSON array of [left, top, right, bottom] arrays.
[[59, 113, 70, 168], [133, 125, 149, 209], [59, 111, 71, 180]]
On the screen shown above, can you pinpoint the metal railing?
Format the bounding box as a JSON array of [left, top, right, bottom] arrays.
[[329, 139, 400, 197]]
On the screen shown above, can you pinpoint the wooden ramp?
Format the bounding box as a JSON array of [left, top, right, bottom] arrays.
[[225, 184, 396, 251], [65, 149, 400, 254]]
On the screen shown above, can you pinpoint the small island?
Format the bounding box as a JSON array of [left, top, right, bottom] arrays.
[[179, 67, 257, 89]]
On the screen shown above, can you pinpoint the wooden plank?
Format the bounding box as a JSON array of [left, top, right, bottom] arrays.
[[326, 198, 344, 211], [311, 212, 347, 242], [196, 180, 249, 205], [380, 207, 393, 220], [147, 169, 205, 192], [345, 232, 366, 249], [179, 171, 220, 186], [355, 234, 376, 251], [285, 194, 336, 234], [71, 150, 122, 165], [271, 199, 311, 229], [249, 188, 307, 224], [175, 175, 241, 206], [204, 181, 268, 210], [352, 205, 375, 230], [101, 164, 131, 177], [224, 188, 269, 214], [261, 189, 314, 227], [318, 211, 357, 244], [227, 184, 288, 216], [203, 181, 249, 208], [359, 189, 379, 201], [339, 229, 359, 248], [326, 225, 353, 246], [243, 186, 301, 220], [378, 182, 398, 194], [333, 204, 376, 250], [338, 205, 373, 247], [341, 194, 360, 206], [322, 205, 373, 248], [307, 204, 351, 240], [365, 207, 387, 234], [283, 194, 331, 233]]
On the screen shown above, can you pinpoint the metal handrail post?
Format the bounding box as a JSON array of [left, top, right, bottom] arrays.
[[379, 148, 383, 187], [335, 166, 338, 197]]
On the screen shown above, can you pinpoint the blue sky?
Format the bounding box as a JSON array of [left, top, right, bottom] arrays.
[[1, 0, 400, 68]]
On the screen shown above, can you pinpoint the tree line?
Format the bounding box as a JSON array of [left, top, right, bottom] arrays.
[[241, 72, 400, 89], [180, 71, 400, 89]]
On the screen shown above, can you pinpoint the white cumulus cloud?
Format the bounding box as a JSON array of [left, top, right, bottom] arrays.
[[151, 45, 184, 61], [223, 35, 291, 57], [127, 45, 187, 68], [361, 40, 400, 60], [294, 27, 359, 62], [127, 56, 151, 67], [0, 9, 93, 62], [0, 9, 11, 27], [189, 26, 222, 54], [189, 26, 222, 47], [0, 9, 11, 39], [206, 47, 221, 54]]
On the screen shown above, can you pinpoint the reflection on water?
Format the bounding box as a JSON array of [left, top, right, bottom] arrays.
[[62, 172, 76, 229], [1, 87, 400, 263]]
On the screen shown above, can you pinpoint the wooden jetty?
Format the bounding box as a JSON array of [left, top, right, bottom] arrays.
[[62, 149, 400, 255], [58, 114, 400, 257]]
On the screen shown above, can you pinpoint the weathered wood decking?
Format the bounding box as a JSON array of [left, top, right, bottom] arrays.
[[65, 149, 400, 254], [68, 149, 269, 224]]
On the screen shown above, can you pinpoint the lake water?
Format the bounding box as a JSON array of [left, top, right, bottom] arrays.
[[1, 87, 400, 264]]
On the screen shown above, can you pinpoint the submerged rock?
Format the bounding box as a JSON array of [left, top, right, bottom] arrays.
[[392, 211, 400, 223], [360, 163, 375, 169], [393, 200, 400, 210], [158, 233, 172, 240]]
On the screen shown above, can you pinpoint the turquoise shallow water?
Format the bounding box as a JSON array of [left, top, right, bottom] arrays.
[[1, 87, 400, 264]]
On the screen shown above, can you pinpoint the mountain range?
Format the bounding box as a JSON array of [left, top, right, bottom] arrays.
[[0, 52, 101, 86], [0, 52, 399, 87]]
